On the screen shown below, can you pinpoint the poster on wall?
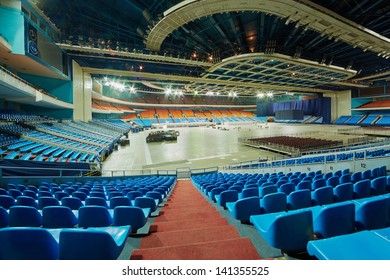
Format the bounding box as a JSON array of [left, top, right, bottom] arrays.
[[28, 24, 39, 57]]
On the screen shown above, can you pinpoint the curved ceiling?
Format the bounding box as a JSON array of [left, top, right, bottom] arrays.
[[36, 0, 390, 97]]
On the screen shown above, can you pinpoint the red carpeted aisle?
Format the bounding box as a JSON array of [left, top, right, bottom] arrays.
[[130, 179, 261, 260]]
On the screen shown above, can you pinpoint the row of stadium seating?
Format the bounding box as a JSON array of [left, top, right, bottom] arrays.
[[334, 115, 390, 126]]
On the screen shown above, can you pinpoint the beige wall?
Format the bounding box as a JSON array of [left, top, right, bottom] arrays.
[[72, 60, 92, 121], [324, 90, 351, 122]]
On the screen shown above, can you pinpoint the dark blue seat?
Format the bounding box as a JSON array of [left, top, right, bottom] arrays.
[[63, 187, 76, 195], [238, 188, 258, 199], [339, 174, 351, 184], [78, 205, 113, 228], [333, 183, 354, 202], [215, 190, 238, 208], [0, 206, 9, 228], [42, 206, 78, 228], [326, 176, 340, 188], [208, 187, 225, 202], [278, 183, 295, 196], [323, 172, 333, 181], [61, 197, 83, 210], [260, 192, 287, 214], [259, 185, 277, 198], [145, 191, 163, 204], [295, 181, 311, 191], [250, 209, 313, 252], [354, 196, 390, 230], [85, 197, 109, 208], [107, 192, 124, 200], [226, 196, 261, 223], [0, 228, 59, 260], [54, 191, 69, 200], [353, 179, 371, 199], [362, 169, 371, 180], [72, 191, 88, 201], [133, 197, 157, 213], [38, 197, 60, 210], [311, 186, 334, 206], [58, 226, 130, 260], [311, 201, 355, 238], [126, 191, 143, 200], [312, 179, 326, 191], [8, 189, 22, 199], [371, 176, 387, 195], [89, 191, 106, 199], [16, 196, 38, 208], [38, 191, 53, 198], [109, 197, 132, 209], [0, 189, 7, 195], [113, 206, 149, 232], [351, 171, 362, 183], [287, 189, 312, 210], [22, 190, 37, 199], [9, 205, 43, 227], [0, 195, 15, 209]]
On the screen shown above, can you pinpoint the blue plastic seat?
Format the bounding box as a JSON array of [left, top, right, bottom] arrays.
[[351, 172, 362, 183], [311, 201, 355, 238], [295, 181, 311, 191], [0, 195, 15, 209], [38, 197, 60, 210], [22, 190, 37, 199], [371, 176, 387, 195], [8, 189, 22, 199], [54, 191, 69, 200], [0, 207, 9, 228], [208, 187, 225, 202], [61, 197, 83, 210], [215, 190, 238, 208], [63, 187, 76, 195], [287, 189, 312, 210], [229, 186, 243, 193], [58, 226, 130, 260], [353, 179, 371, 199], [238, 188, 259, 199], [312, 179, 326, 191], [354, 196, 390, 230], [78, 205, 113, 228], [109, 196, 131, 209], [42, 206, 78, 228], [9, 205, 43, 227], [72, 191, 88, 201], [311, 186, 334, 206], [145, 191, 163, 204], [0, 189, 7, 196], [278, 183, 295, 196], [113, 206, 149, 232], [326, 176, 340, 188], [250, 209, 313, 252], [38, 191, 53, 198], [339, 174, 351, 184], [260, 192, 287, 214], [334, 183, 354, 202], [16, 196, 38, 208], [259, 185, 277, 198], [323, 172, 333, 181], [362, 169, 371, 180], [85, 197, 109, 208], [89, 191, 106, 199], [0, 228, 59, 260], [108, 192, 124, 200], [133, 197, 157, 213], [126, 191, 143, 200], [226, 196, 261, 223]]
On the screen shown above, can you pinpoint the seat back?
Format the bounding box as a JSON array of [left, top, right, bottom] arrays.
[[72, 191, 88, 201], [0, 228, 59, 260], [22, 190, 37, 199], [109, 197, 131, 209], [326, 176, 340, 188], [259, 185, 277, 198], [353, 179, 371, 199], [351, 171, 362, 183], [54, 191, 69, 200], [85, 197, 108, 208], [216, 190, 238, 208], [42, 206, 78, 228], [113, 206, 147, 230], [278, 183, 295, 196], [145, 191, 163, 204], [371, 176, 387, 195], [0, 206, 9, 228], [313, 202, 355, 238], [61, 197, 83, 210], [311, 186, 334, 205], [238, 188, 259, 199], [209, 187, 225, 201], [231, 196, 261, 222], [16, 196, 38, 208], [295, 181, 311, 191], [312, 179, 326, 190], [339, 174, 351, 184], [133, 197, 157, 212], [261, 192, 287, 214], [8, 189, 22, 199], [78, 205, 113, 228], [355, 197, 390, 230], [9, 205, 42, 227], [126, 191, 143, 200], [287, 189, 312, 210], [334, 183, 354, 202], [38, 197, 60, 210], [0, 195, 15, 209]]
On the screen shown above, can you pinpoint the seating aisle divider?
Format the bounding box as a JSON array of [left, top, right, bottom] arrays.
[[130, 179, 261, 260]]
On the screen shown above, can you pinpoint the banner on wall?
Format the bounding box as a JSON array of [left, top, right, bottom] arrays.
[[27, 24, 39, 56]]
